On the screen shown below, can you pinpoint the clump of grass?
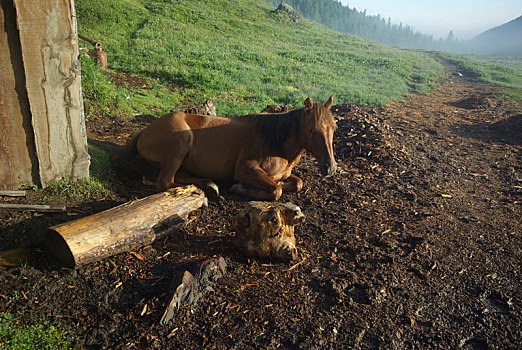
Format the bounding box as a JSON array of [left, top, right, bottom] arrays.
[[0, 312, 72, 350], [47, 177, 109, 201], [45, 144, 113, 202]]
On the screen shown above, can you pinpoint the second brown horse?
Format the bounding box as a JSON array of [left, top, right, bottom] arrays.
[[114, 96, 337, 200]]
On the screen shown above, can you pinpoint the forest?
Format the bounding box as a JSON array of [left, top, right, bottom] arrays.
[[267, 0, 460, 51]]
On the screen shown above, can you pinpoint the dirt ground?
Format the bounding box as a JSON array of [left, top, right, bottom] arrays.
[[1, 62, 521, 349]]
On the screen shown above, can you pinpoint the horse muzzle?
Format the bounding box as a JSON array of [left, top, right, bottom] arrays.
[[320, 160, 337, 178]]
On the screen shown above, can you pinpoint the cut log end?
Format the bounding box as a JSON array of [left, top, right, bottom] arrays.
[[45, 229, 76, 268]]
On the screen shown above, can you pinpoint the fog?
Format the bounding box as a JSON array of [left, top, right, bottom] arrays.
[[341, 0, 522, 40]]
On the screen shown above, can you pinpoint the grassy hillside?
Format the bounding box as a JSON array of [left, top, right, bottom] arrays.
[[76, 0, 442, 117]]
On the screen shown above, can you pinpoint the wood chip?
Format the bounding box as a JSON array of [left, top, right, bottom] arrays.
[[286, 256, 307, 271], [141, 304, 148, 316], [129, 251, 145, 261], [167, 328, 179, 338]]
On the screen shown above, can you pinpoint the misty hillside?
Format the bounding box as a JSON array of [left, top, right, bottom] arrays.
[[467, 15, 522, 56], [266, 0, 457, 51]]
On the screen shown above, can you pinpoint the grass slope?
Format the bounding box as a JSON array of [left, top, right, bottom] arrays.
[[76, 0, 442, 116]]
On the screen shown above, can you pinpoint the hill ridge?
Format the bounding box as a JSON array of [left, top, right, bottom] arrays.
[[468, 15, 522, 55]]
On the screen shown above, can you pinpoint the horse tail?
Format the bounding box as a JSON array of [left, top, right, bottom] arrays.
[[111, 132, 147, 179]]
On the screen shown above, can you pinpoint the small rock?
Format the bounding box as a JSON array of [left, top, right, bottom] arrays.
[[276, 3, 301, 22]]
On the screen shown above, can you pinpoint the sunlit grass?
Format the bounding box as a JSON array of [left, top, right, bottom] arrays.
[[43, 144, 113, 202], [0, 312, 72, 350], [76, 0, 442, 116]]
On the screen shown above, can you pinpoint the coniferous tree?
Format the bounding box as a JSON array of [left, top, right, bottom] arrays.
[[266, 0, 459, 51]]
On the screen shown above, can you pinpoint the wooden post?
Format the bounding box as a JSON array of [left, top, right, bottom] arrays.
[[0, 0, 37, 188], [0, 0, 89, 190], [13, 0, 90, 187], [45, 186, 207, 268]]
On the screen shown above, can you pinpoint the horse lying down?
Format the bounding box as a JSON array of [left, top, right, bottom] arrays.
[[113, 96, 337, 200]]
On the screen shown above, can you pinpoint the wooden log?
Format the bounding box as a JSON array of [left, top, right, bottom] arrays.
[[45, 186, 207, 268]]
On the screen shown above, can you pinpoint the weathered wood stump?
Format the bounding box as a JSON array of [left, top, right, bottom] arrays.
[[234, 201, 305, 261], [45, 185, 207, 268], [160, 257, 227, 325]]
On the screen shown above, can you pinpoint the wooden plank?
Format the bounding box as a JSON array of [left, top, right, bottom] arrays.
[[0, 190, 26, 197], [46, 186, 208, 268], [0, 0, 38, 189], [13, 0, 90, 187], [0, 203, 66, 212]]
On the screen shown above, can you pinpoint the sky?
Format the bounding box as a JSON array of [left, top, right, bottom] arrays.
[[340, 0, 522, 40]]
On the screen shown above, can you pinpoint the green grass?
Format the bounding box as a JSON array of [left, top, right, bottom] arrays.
[[0, 312, 72, 350], [81, 54, 183, 118], [76, 0, 442, 116], [88, 143, 113, 185], [44, 144, 113, 201], [80, 54, 133, 118], [470, 55, 522, 72], [46, 177, 108, 201]]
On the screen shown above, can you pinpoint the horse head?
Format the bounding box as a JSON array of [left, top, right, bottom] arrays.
[[301, 96, 337, 177]]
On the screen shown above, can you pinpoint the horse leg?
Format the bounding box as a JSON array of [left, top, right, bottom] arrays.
[[232, 167, 282, 201], [175, 170, 220, 198], [155, 156, 185, 190], [150, 129, 192, 190], [279, 174, 303, 192]]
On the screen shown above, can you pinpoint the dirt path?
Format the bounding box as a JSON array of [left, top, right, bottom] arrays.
[[0, 64, 520, 349]]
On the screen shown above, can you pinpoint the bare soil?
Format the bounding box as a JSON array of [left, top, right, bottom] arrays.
[[1, 63, 521, 349]]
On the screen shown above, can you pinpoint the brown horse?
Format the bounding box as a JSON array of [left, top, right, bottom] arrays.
[[113, 96, 337, 200]]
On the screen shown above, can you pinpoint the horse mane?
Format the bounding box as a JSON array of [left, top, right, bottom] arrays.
[[236, 103, 336, 154], [238, 108, 304, 154]]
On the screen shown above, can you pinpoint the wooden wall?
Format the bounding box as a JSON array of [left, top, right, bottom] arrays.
[[0, 0, 89, 190]]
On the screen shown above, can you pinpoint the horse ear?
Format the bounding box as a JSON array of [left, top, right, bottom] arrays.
[[325, 95, 333, 110], [304, 97, 313, 111]]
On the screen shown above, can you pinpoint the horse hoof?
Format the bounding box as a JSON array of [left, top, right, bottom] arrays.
[[206, 181, 220, 197], [201, 181, 222, 201]]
